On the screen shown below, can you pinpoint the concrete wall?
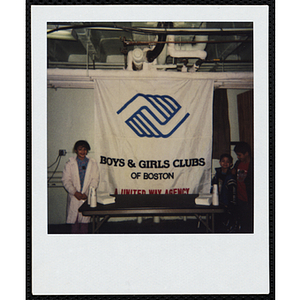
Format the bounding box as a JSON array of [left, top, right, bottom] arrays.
[[47, 88, 95, 224]]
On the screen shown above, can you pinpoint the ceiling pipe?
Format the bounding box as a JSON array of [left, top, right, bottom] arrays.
[[146, 22, 172, 63], [127, 48, 146, 71], [122, 39, 252, 46], [47, 30, 76, 41], [48, 25, 252, 36]]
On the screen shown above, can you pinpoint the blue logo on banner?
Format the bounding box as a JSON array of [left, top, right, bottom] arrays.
[[117, 93, 190, 138]]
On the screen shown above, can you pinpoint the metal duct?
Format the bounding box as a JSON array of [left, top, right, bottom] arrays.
[[167, 35, 207, 60]]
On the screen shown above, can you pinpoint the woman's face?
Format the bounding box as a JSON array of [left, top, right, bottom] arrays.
[[76, 146, 88, 160]]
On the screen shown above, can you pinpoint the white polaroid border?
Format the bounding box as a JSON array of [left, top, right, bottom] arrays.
[[31, 5, 269, 295]]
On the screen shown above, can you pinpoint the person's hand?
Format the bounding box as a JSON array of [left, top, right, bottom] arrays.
[[81, 193, 88, 200], [74, 191, 83, 200]]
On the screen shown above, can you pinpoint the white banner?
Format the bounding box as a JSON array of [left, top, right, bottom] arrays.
[[94, 72, 214, 195]]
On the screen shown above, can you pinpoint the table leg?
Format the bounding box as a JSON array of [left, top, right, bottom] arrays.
[[195, 214, 212, 232], [195, 214, 201, 228], [92, 216, 95, 233], [212, 213, 215, 233], [92, 216, 99, 234], [93, 215, 110, 233], [206, 214, 209, 232]]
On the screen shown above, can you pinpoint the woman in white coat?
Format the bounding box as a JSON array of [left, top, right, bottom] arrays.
[[62, 140, 100, 233]]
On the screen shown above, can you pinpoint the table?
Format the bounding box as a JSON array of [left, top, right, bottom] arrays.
[[78, 194, 225, 233]]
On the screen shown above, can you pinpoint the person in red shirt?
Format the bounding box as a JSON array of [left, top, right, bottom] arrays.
[[232, 142, 253, 232]]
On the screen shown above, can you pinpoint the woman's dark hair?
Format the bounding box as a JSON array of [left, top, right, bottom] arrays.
[[73, 140, 91, 153], [234, 141, 251, 156], [219, 153, 233, 163]]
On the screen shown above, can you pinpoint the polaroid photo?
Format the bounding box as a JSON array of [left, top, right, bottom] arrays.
[[29, 3, 273, 298]]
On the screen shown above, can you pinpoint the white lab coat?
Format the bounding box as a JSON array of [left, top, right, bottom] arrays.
[[62, 156, 100, 224]]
